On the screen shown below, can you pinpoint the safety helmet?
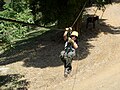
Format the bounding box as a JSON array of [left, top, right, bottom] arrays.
[[71, 31, 78, 37]]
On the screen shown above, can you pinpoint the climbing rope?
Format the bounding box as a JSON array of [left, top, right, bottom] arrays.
[[71, 0, 88, 28], [71, 0, 89, 90], [71, 1, 107, 89]]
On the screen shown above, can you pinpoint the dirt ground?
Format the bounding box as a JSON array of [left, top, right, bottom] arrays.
[[0, 3, 120, 90]]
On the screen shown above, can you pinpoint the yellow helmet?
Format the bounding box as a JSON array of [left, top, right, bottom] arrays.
[[71, 31, 78, 37]]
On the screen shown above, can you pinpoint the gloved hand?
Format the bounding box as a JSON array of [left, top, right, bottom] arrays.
[[65, 27, 72, 31], [69, 27, 72, 31], [68, 37, 74, 43], [65, 28, 69, 31]]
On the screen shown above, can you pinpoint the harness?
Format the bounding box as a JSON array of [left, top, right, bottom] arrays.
[[63, 30, 74, 57], [65, 42, 73, 54]]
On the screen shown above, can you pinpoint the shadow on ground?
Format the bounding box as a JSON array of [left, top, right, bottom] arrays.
[[112, 0, 120, 3], [0, 74, 29, 90], [0, 28, 92, 68], [0, 18, 120, 68], [99, 19, 120, 34]]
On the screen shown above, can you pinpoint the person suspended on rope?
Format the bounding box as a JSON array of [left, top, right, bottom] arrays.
[[60, 27, 78, 77]]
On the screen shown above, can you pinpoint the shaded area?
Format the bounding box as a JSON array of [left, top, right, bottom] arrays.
[[112, 0, 120, 3], [99, 19, 120, 34], [82, 16, 120, 35], [0, 29, 64, 68], [0, 0, 5, 11], [0, 17, 120, 68], [0, 74, 29, 90], [0, 27, 92, 68]]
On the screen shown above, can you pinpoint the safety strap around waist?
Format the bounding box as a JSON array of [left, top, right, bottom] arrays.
[[64, 47, 74, 54]]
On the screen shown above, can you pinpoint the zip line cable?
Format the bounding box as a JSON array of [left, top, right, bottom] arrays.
[[71, 0, 89, 28]]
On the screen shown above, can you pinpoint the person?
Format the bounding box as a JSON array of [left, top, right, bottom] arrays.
[[60, 27, 78, 77]]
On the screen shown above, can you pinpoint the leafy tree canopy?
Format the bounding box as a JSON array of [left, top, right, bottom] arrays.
[[29, 0, 112, 28]]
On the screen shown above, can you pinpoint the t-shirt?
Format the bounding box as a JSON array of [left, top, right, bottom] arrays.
[[64, 40, 78, 51]]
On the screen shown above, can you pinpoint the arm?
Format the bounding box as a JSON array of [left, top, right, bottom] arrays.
[[68, 37, 78, 49], [72, 42, 78, 49], [63, 31, 68, 41], [63, 27, 72, 41], [63, 28, 69, 41]]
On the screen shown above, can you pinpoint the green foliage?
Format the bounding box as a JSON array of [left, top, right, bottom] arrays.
[[0, 1, 34, 44], [0, 74, 29, 90], [29, 0, 112, 28], [29, 0, 87, 28], [0, 0, 112, 45]]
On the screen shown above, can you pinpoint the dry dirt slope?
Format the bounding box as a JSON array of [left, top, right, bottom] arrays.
[[0, 3, 120, 90], [48, 3, 120, 90]]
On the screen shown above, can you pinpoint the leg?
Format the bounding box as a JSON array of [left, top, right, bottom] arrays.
[[64, 50, 75, 74], [64, 57, 72, 77], [60, 50, 70, 76], [60, 50, 75, 77], [60, 50, 66, 62]]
